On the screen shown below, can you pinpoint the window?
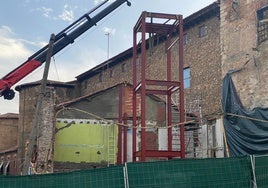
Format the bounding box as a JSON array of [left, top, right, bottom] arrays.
[[199, 25, 207, 38], [122, 63, 126, 72], [183, 67, 190, 89], [0, 158, 3, 175], [13, 155, 17, 168], [109, 69, 114, 78], [84, 80, 88, 89], [99, 72, 103, 82], [257, 6, 268, 44], [4, 160, 10, 175], [183, 33, 188, 45]]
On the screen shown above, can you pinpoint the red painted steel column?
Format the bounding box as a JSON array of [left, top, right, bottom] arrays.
[[167, 35, 173, 152], [140, 12, 147, 162], [179, 15, 185, 158], [123, 113, 128, 163], [117, 84, 123, 164], [132, 26, 137, 162]]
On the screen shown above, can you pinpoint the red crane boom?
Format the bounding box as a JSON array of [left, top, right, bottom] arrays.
[[0, 0, 131, 100]]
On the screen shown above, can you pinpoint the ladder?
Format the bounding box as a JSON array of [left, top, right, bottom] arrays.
[[107, 125, 116, 166]]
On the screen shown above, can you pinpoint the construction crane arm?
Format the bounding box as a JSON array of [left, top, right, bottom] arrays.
[[0, 0, 131, 100]]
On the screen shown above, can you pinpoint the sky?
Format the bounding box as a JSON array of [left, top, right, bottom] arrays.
[[0, 0, 215, 114]]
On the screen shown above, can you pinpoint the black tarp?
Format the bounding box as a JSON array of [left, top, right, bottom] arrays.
[[222, 71, 268, 156]]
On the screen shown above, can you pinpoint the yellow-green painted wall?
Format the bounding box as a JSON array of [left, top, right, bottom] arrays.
[[54, 119, 118, 163]]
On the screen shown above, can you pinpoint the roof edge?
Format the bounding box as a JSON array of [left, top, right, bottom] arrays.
[[15, 80, 76, 91], [76, 1, 219, 81]]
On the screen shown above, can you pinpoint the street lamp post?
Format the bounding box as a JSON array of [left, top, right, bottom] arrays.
[[105, 32, 110, 59]]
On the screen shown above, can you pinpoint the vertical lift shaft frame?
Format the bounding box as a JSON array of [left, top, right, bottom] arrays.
[[132, 11, 185, 161]]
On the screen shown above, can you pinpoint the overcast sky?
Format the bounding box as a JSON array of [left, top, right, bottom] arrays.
[[0, 0, 215, 114]]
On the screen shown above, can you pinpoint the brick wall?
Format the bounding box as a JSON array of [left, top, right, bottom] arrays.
[[221, 0, 268, 109], [0, 114, 18, 151], [123, 86, 141, 117]]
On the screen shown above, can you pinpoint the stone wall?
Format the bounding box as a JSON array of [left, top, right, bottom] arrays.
[[184, 14, 221, 116], [16, 84, 74, 174], [79, 10, 221, 118], [15, 4, 223, 172], [80, 58, 133, 97], [0, 114, 18, 175], [220, 0, 268, 109], [0, 114, 18, 151]]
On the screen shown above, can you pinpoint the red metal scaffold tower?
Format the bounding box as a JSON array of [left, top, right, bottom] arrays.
[[132, 11, 185, 162]]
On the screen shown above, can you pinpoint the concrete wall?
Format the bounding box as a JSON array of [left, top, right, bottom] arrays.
[[55, 84, 169, 164], [54, 119, 118, 164]]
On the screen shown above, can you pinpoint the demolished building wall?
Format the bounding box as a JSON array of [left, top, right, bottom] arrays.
[[15, 82, 76, 174], [221, 0, 268, 109], [220, 0, 268, 156], [13, 2, 226, 174], [53, 84, 168, 171]]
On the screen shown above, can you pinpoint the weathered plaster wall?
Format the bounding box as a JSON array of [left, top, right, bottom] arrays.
[[220, 0, 268, 109]]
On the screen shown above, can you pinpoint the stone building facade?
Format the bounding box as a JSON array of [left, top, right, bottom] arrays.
[[0, 113, 18, 151], [0, 113, 18, 175], [15, 81, 76, 174], [11, 2, 223, 174], [76, 2, 221, 118], [10, 0, 268, 173], [183, 5, 221, 117], [221, 0, 268, 109], [76, 2, 222, 158]]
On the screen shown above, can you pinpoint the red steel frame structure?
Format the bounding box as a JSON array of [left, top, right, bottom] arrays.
[[117, 85, 131, 165], [132, 11, 185, 162]]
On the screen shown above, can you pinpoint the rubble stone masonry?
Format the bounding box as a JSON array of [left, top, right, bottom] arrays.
[[17, 84, 73, 174], [221, 0, 268, 109], [80, 8, 221, 117], [0, 114, 18, 151]]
